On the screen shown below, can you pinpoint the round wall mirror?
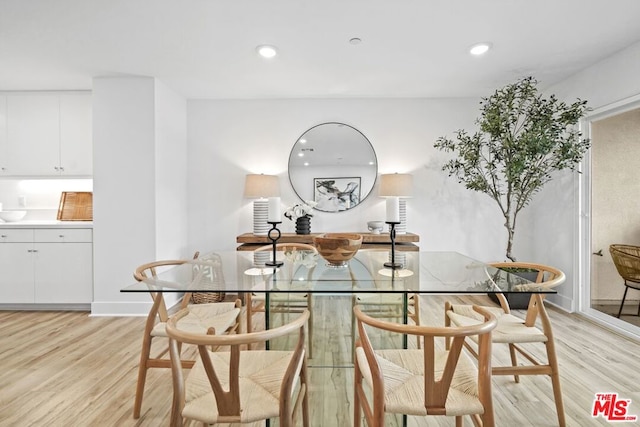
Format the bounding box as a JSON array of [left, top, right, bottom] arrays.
[[288, 122, 378, 212]]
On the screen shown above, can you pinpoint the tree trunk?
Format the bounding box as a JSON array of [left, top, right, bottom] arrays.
[[504, 218, 517, 262]]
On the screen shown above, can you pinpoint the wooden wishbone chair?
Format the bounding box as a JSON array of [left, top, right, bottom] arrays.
[[166, 308, 311, 427], [132, 252, 241, 419], [353, 304, 497, 427], [445, 262, 567, 426]]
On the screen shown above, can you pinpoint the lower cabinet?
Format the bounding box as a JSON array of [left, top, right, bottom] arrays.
[[0, 228, 93, 306]]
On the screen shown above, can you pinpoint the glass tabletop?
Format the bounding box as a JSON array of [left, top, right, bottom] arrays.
[[120, 249, 556, 295]]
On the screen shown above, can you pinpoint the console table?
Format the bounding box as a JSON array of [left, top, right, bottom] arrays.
[[236, 232, 420, 251]]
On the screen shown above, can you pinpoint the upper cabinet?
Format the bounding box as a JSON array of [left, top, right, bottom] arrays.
[[59, 93, 93, 176], [0, 95, 7, 174], [0, 92, 92, 177]]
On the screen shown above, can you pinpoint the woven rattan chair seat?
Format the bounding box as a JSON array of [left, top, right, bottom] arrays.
[[183, 349, 297, 424], [151, 302, 240, 337], [355, 347, 484, 417], [447, 305, 547, 344]]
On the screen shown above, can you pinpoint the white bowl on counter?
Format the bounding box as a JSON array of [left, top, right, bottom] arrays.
[[0, 210, 27, 222]]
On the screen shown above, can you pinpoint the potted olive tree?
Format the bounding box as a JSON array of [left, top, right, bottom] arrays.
[[434, 76, 590, 307]]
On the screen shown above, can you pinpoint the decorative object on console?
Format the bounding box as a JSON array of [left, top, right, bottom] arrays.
[[313, 233, 363, 268], [379, 173, 413, 234], [367, 220, 384, 234], [384, 222, 403, 269], [284, 200, 317, 235], [244, 174, 280, 236], [265, 221, 284, 267], [295, 216, 311, 235], [314, 177, 361, 212]]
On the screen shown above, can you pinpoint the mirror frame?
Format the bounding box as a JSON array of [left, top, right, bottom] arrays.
[[288, 122, 378, 213]]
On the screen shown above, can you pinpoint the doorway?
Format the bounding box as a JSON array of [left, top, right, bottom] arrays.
[[580, 97, 640, 338]]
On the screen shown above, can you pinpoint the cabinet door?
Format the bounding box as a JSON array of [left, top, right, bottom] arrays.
[[6, 94, 60, 176], [0, 95, 7, 174], [34, 242, 93, 304], [60, 93, 92, 176], [0, 243, 35, 303]]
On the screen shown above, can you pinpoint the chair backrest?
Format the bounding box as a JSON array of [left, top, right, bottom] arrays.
[[610, 244, 640, 282], [134, 259, 190, 322], [488, 262, 565, 318], [354, 304, 496, 415], [166, 308, 310, 419]]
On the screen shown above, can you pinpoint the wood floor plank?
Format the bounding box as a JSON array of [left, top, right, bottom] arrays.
[[1, 294, 639, 426]]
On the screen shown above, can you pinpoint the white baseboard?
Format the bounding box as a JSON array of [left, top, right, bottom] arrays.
[[546, 293, 574, 312], [90, 301, 152, 317], [0, 303, 90, 311]]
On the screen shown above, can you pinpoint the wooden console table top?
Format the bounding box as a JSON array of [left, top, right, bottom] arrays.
[[236, 232, 419, 251]]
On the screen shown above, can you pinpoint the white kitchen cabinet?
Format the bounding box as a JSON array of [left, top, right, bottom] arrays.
[[0, 230, 35, 303], [5, 94, 60, 176], [0, 228, 93, 307], [59, 93, 93, 176], [0, 95, 7, 174], [1, 92, 92, 177]]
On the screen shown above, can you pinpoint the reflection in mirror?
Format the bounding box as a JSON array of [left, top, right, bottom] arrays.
[[288, 123, 378, 213]]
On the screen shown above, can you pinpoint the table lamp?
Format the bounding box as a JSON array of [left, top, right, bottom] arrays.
[[379, 173, 413, 234], [244, 174, 280, 235]]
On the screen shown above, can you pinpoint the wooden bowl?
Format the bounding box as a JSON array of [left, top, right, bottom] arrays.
[[313, 233, 363, 267]]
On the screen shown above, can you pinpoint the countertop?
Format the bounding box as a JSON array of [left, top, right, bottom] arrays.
[[0, 220, 93, 229]]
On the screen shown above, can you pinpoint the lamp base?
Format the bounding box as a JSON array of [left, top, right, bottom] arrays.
[[397, 199, 407, 234], [253, 199, 269, 235]]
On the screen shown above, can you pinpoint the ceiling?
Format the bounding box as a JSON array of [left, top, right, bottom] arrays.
[[2, 0, 640, 99]]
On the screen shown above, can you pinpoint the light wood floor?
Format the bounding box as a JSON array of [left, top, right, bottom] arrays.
[[1, 294, 639, 426]]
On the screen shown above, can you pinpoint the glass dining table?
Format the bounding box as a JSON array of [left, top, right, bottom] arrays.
[[121, 249, 555, 426]]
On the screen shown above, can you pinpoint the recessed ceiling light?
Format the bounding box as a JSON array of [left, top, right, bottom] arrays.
[[469, 42, 492, 56], [256, 45, 278, 58], [349, 37, 362, 45], [299, 138, 307, 143], [304, 162, 309, 166], [298, 152, 304, 157]]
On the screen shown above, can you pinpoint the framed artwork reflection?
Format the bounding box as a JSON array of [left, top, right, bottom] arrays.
[[314, 177, 361, 212]]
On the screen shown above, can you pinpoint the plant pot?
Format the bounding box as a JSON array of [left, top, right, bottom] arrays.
[[489, 270, 538, 309], [295, 215, 311, 235]]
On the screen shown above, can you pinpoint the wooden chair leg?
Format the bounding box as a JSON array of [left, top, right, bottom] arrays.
[[546, 340, 566, 427], [133, 336, 153, 418], [353, 367, 362, 427], [508, 343, 520, 383], [301, 361, 310, 427], [307, 294, 315, 359]]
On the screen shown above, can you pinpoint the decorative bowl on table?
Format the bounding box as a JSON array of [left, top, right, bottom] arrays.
[[313, 233, 363, 267], [0, 210, 27, 222]]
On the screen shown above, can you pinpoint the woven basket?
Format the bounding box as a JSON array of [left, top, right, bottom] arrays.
[[191, 292, 226, 304], [191, 253, 226, 304]]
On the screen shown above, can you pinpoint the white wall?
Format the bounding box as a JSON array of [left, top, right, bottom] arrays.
[[154, 80, 188, 260], [92, 76, 187, 315], [530, 40, 640, 311], [186, 98, 509, 262]]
